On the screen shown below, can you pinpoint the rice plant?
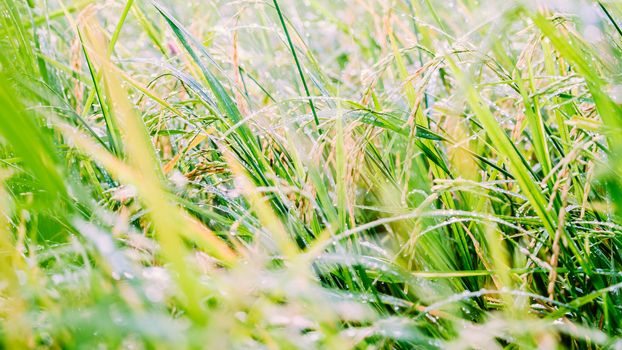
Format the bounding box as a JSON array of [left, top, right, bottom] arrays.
[[1, 0, 622, 348]]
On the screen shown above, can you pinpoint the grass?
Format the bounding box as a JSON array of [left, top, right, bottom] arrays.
[[1, 0, 622, 348]]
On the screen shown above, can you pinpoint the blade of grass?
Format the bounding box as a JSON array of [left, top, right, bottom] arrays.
[[272, 0, 321, 133]]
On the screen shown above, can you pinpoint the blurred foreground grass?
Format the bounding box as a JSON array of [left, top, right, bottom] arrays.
[[2, 0, 622, 348]]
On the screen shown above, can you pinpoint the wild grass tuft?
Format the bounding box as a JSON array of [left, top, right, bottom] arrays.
[[1, 0, 622, 348]]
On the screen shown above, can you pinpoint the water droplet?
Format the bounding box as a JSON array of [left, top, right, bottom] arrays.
[[607, 84, 622, 104]]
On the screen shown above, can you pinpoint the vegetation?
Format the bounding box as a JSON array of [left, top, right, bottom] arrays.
[[1, 0, 622, 348]]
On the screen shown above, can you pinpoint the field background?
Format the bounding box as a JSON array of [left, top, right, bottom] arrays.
[[1, 0, 622, 348]]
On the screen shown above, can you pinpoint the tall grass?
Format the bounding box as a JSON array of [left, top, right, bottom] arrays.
[[1, 0, 622, 348]]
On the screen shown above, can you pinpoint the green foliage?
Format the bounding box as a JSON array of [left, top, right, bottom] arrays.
[[1, 0, 622, 348]]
